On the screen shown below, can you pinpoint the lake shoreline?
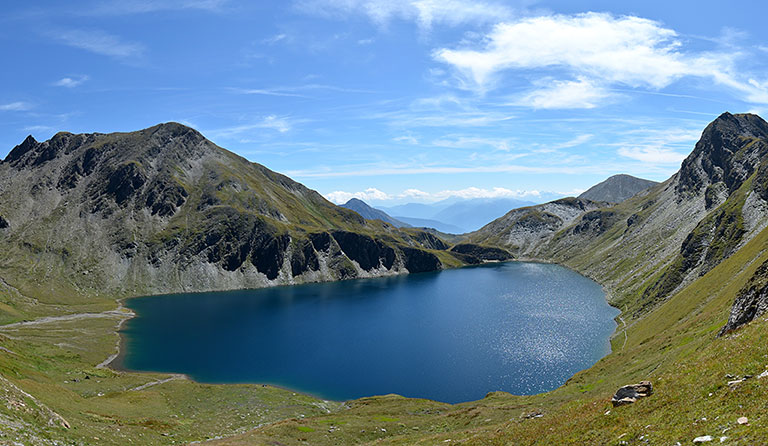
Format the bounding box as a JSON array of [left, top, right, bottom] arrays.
[[112, 261, 619, 404]]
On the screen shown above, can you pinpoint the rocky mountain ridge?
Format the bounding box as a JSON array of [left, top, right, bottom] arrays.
[[472, 113, 768, 323], [0, 123, 510, 315]]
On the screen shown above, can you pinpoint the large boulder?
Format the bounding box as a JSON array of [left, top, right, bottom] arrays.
[[611, 381, 653, 407]]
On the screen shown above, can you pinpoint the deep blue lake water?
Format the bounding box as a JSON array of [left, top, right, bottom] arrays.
[[120, 262, 619, 403]]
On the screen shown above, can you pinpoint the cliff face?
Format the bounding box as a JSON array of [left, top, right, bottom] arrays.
[[0, 123, 459, 306]]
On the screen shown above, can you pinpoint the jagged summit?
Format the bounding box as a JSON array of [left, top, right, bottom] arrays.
[[677, 112, 768, 198]]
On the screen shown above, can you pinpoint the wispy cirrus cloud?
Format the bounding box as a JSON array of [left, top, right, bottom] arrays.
[[613, 127, 702, 165], [230, 84, 377, 98], [83, 0, 229, 15], [51, 29, 144, 60], [207, 115, 297, 140], [393, 135, 419, 144], [295, 0, 517, 30], [261, 33, 289, 45], [52, 75, 90, 88], [0, 101, 32, 111]]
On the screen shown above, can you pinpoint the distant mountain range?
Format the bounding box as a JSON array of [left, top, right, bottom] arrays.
[[577, 174, 658, 203], [377, 197, 536, 233]]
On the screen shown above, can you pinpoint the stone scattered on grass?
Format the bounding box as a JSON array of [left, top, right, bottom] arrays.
[[737, 417, 748, 425], [611, 381, 653, 407], [693, 435, 713, 443]]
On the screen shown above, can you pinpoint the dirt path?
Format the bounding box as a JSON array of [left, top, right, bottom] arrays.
[[618, 316, 628, 350], [128, 374, 186, 392], [0, 307, 134, 331]]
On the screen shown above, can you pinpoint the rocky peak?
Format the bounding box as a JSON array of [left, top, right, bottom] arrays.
[[578, 174, 658, 203], [146, 122, 205, 141], [676, 112, 768, 198], [3, 135, 39, 165]]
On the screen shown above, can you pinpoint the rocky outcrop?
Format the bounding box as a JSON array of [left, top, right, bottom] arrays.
[[611, 381, 653, 407], [449, 243, 513, 264], [676, 113, 768, 200], [467, 197, 602, 257], [719, 258, 768, 334], [330, 230, 396, 271]]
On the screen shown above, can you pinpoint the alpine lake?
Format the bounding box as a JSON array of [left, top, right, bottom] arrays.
[[119, 262, 619, 404]]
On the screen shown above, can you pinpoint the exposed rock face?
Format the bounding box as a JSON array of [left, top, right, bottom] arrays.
[[400, 247, 441, 273], [578, 174, 658, 203], [719, 258, 768, 334], [676, 113, 768, 199], [467, 198, 602, 258], [449, 243, 513, 264], [611, 381, 653, 407], [0, 123, 455, 299]]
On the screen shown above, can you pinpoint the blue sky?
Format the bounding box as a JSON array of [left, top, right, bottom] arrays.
[[2, 1, 768, 205]]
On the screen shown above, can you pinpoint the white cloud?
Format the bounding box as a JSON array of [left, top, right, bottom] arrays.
[[513, 78, 614, 109], [393, 135, 419, 144], [325, 188, 391, 204], [324, 186, 542, 204], [0, 102, 32, 111], [434, 13, 699, 89], [432, 12, 768, 106], [52, 75, 89, 88], [429, 186, 540, 200], [52, 29, 144, 59], [295, 0, 515, 29]]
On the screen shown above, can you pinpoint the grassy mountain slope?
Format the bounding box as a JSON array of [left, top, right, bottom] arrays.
[[341, 198, 410, 228], [212, 112, 768, 444], [4, 114, 768, 445]]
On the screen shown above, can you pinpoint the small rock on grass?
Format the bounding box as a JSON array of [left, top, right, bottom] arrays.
[[693, 435, 713, 443], [737, 416, 748, 425]]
